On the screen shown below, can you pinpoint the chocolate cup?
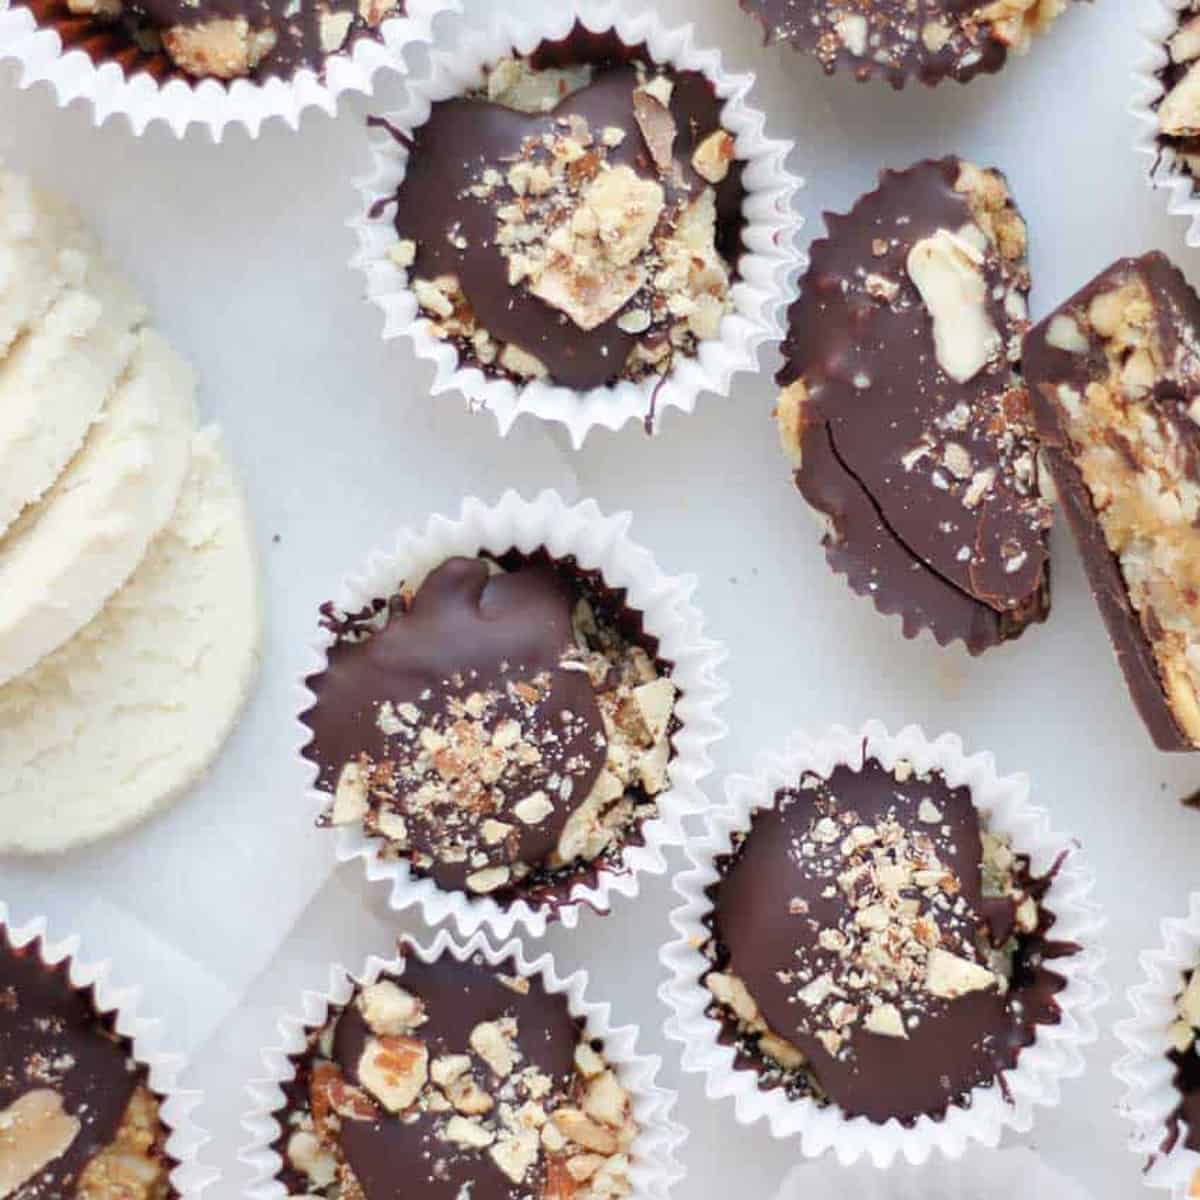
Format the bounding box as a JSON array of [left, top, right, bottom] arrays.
[[269, 944, 586, 1199], [777, 157, 1051, 656], [250, 931, 684, 1200], [368, 21, 749, 397], [0, 919, 180, 1195], [662, 722, 1106, 1165], [702, 767, 1077, 1126], [300, 545, 679, 923]]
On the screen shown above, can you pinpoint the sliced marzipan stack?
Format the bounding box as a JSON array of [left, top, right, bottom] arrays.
[[0, 233, 147, 542], [0, 171, 89, 357], [0, 328, 195, 690], [0, 428, 260, 854], [0, 168, 261, 852]]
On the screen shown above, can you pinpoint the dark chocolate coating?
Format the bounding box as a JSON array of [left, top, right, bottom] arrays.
[[17, 0, 392, 81], [736, 0, 1010, 88], [301, 557, 607, 891], [378, 32, 744, 391], [0, 926, 147, 1195], [710, 761, 1072, 1125], [1024, 251, 1200, 753], [779, 157, 1050, 655], [275, 952, 581, 1200]]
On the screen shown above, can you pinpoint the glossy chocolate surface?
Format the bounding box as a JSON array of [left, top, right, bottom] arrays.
[[377, 30, 745, 391], [779, 158, 1050, 655], [275, 953, 582, 1200], [301, 556, 607, 891], [709, 761, 1073, 1124], [1024, 252, 1200, 753]]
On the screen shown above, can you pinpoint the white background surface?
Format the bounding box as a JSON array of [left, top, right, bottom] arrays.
[[0, 0, 1195, 1195]]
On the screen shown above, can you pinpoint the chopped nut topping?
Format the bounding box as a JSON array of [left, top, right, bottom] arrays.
[[632, 90, 678, 174], [704, 760, 1045, 1094], [318, 558, 678, 903], [906, 229, 1001, 385], [780, 0, 1067, 84], [977, 0, 1067, 50], [162, 17, 277, 81], [0, 1089, 81, 1195], [281, 965, 638, 1199], [396, 56, 739, 387], [358, 980, 427, 1036], [358, 1035, 429, 1113]]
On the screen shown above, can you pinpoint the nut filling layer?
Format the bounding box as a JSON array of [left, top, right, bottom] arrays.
[[0, 927, 174, 1199], [21, 0, 401, 81], [701, 759, 1077, 1125], [302, 553, 678, 904], [736, 0, 1071, 87], [775, 157, 1052, 655], [372, 33, 745, 393], [1025, 252, 1200, 751], [273, 954, 638, 1200]]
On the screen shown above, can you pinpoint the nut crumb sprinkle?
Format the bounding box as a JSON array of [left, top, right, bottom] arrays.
[[276, 956, 638, 1200], [701, 757, 1066, 1122], [311, 554, 678, 904], [385, 52, 742, 391]]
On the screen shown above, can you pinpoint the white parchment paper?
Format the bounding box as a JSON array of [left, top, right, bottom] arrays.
[[0, 0, 1196, 1196]]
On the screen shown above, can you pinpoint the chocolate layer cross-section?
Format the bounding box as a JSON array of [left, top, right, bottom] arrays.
[[374, 33, 745, 391], [273, 951, 639, 1200], [302, 553, 678, 905], [776, 157, 1052, 654], [0, 925, 175, 1198], [1165, 967, 1200, 1157], [19, 0, 402, 82], [1156, 4, 1200, 187], [702, 758, 1076, 1125], [735, 0, 1071, 88], [1025, 253, 1200, 752]]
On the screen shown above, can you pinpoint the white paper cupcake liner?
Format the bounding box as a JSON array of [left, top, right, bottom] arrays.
[[660, 720, 1108, 1168], [0, 898, 216, 1195], [0, 0, 457, 140], [348, 0, 803, 448], [1131, 0, 1200, 247], [296, 489, 728, 941], [240, 927, 687, 1199], [1114, 892, 1200, 1197], [773, 1146, 1096, 1200]]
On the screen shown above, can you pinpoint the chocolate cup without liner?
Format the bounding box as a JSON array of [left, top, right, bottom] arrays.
[[777, 157, 1051, 656]]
